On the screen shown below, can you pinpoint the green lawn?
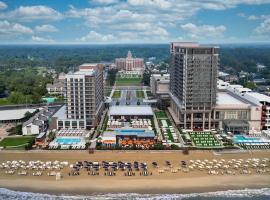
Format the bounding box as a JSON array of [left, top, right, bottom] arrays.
[[0, 136, 35, 149], [115, 78, 142, 86], [155, 111, 174, 142], [119, 74, 142, 78], [136, 90, 145, 98], [112, 90, 121, 98], [166, 129, 174, 142], [146, 91, 153, 98], [155, 111, 168, 119], [189, 132, 221, 148], [0, 98, 13, 105]]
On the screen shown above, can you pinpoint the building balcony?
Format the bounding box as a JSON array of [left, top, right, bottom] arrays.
[[193, 118, 204, 121]]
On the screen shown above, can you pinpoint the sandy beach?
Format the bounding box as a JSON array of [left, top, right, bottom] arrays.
[[0, 150, 270, 194]]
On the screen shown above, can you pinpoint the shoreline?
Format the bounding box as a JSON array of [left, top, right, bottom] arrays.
[[0, 176, 270, 195], [0, 151, 269, 195]]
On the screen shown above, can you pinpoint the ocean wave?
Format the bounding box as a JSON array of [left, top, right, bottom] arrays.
[[0, 187, 270, 200]]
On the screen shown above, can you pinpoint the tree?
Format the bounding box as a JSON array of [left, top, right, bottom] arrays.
[[0, 78, 5, 95], [8, 92, 25, 104], [245, 81, 256, 90], [142, 71, 151, 86], [107, 68, 118, 86], [47, 131, 56, 142], [171, 144, 180, 150], [24, 111, 33, 119], [7, 124, 22, 135], [154, 143, 164, 150]]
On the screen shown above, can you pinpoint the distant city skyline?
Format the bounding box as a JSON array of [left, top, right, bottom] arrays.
[[0, 0, 270, 44]]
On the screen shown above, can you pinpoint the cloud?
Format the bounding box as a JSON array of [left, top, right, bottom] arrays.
[[0, 5, 63, 22], [111, 22, 168, 37], [248, 15, 259, 20], [255, 17, 270, 35], [0, 1, 7, 10], [181, 23, 226, 39], [238, 12, 246, 18], [0, 20, 33, 37], [32, 36, 54, 43], [127, 0, 172, 9], [91, 0, 119, 4], [1, 0, 270, 43], [238, 13, 260, 20], [35, 24, 58, 32], [79, 31, 115, 42], [67, 0, 270, 43]]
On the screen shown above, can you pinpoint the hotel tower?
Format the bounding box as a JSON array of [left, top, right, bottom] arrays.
[[169, 42, 219, 130], [64, 63, 104, 129]]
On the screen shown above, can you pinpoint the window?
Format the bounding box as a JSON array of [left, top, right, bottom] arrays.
[[72, 121, 77, 128], [226, 111, 237, 119], [65, 121, 70, 128], [79, 121, 85, 128]]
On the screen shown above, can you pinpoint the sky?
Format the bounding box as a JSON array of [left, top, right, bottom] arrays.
[[0, 0, 270, 44]]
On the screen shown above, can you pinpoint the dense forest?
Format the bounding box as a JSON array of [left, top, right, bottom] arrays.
[[0, 44, 269, 105], [0, 44, 169, 73], [0, 68, 53, 105], [0, 44, 269, 78]]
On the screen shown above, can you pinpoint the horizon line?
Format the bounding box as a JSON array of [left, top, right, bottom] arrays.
[[1, 41, 270, 46]]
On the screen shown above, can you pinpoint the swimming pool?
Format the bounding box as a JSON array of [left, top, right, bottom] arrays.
[[55, 137, 81, 145], [42, 97, 56, 103], [119, 129, 145, 133], [112, 129, 155, 137], [234, 135, 261, 143]]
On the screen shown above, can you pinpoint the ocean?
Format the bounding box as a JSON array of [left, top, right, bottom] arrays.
[[0, 188, 270, 200]]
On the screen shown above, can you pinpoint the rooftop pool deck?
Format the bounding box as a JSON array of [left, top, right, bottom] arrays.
[[104, 129, 155, 137], [117, 129, 145, 133]]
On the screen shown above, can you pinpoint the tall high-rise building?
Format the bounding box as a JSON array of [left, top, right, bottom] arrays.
[[115, 51, 144, 71], [169, 42, 219, 130], [64, 63, 104, 129]]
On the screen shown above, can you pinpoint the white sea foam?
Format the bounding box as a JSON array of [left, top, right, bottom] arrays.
[[0, 188, 270, 200]]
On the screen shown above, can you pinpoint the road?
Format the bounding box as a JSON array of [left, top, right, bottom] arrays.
[[115, 86, 150, 90], [110, 89, 148, 106]]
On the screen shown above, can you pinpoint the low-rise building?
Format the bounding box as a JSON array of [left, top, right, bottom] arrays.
[[99, 105, 157, 149], [46, 81, 64, 96], [22, 109, 54, 135], [241, 92, 270, 130], [0, 108, 37, 124], [214, 91, 261, 134], [115, 51, 144, 72], [253, 78, 267, 84], [257, 63, 266, 72], [46, 73, 66, 96], [220, 75, 239, 83], [218, 79, 270, 132], [100, 130, 156, 148], [150, 74, 170, 108]]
